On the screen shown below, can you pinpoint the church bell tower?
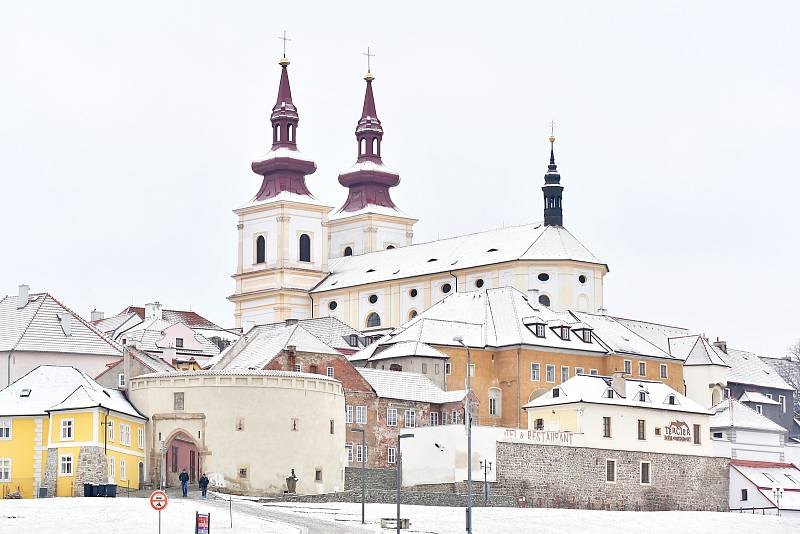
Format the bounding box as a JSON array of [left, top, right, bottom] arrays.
[[542, 133, 564, 227]]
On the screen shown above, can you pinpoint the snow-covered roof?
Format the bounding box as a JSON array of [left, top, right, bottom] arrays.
[[731, 460, 800, 510], [611, 317, 690, 355], [213, 324, 341, 370], [0, 365, 141, 418], [367, 341, 449, 362], [348, 336, 389, 362], [571, 312, 674, 359], [357, 367, 466, 404], [329, 202, 415, 222], [665, 335, 730, 367], [134, 369, 340, 382], [710, 399, 786, 433], [92, 312, 140, 337], [245, 317, 363, 353], [725, 348, 794, 391], [738, 391, 781, 405], [119, 317, 221, 359], [312, 223, 605, 293], [48, 383, 145, 420], [523, 374, 710, 415], [0, 292, 120, 356]]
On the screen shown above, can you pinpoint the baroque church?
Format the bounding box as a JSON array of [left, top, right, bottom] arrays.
[[229, 55, 608, 331]]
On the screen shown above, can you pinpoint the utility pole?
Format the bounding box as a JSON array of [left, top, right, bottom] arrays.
[[480, 459, 492, 505], [454, 336, 473, 534], [352, 428, 366, 524]]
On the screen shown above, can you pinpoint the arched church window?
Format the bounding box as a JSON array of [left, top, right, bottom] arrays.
[[344, 246, 353, 257], [256, 235, 266, 264], [371, 138, 377, 154], [538, 294, 551, 307], [299, 234, 311, 262], [366, 312, 381, 328], [275, 124, 281, 142], [359, 138, 365, 156], [408, 310, 418, 320], [287, 124, 293, 142]]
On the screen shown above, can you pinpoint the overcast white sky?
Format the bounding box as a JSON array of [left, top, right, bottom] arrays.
[[1, 2, 798, 356]]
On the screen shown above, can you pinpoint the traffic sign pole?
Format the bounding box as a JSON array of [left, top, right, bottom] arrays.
[[149, 490, 169, 534]]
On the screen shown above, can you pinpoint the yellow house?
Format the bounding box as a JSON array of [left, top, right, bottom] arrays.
[[0, 365, 146, 498]]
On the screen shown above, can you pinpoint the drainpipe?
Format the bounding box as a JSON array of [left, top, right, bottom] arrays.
[[104, 408, 109, 455], [448, 271, 458, 293], [516, 347, 521, 429]]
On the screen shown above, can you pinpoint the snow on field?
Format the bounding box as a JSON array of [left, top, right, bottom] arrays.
[[260, 501, 800, 534], [0, 497, 294, 534]]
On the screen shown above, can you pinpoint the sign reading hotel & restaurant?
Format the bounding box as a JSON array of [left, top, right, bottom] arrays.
[[502, 428, 573, 446], [663, 421, 691, 442]]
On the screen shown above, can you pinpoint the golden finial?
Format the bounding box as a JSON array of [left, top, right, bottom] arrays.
[[549, 120, 556, 144], [362, 46, 375, 81]]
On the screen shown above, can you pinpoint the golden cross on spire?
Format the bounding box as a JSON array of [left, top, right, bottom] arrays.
[[278, 30, 291, 59], [362, 46, 375, 74]]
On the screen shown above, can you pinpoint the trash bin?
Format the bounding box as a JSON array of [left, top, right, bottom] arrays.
[[105, 484, 117, 498], [83, 483, 92, 497], [94, 484, 107, 497]]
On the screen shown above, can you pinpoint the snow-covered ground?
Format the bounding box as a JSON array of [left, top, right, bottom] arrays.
[[0, 497, 295, 534], [260, 501, 800, 534]]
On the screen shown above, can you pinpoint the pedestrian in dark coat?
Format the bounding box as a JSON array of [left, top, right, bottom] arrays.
[[179, 469, 189, 497], [199, 473, 210, 499]]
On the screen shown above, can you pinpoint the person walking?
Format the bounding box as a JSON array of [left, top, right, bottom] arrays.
[[179, 468, 189, 497], [199, 473, 209, 499]]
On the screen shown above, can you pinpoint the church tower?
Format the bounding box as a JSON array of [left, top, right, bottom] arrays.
[[229, 54, 331, 329], [542, 133, 563, 226], [328, 65, 417, 258]]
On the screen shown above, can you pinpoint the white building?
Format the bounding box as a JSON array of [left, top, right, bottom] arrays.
[[0, 285, 121, 387], [729, 460, 800, 516], [710, 398, 788, 462]]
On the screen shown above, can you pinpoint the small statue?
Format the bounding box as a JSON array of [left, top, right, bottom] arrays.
[[286, 469, 298, 493]]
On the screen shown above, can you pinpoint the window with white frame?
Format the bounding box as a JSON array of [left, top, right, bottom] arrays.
[[488, 388, 501, 417], [623, 360, 631, 374], [451, 411, 462, 424], [61, 419, 74, 441], [404, 409, 416, 428], [137, 428, 144, 449], [355, 444, 368, 463], [640, 461, 651, 484], [0, 459, 10, 481], [445, 362, 451, 375], [345, 405, 354, 424], [387, 447, 397, 464], [756, 405, 763, 415], [345, 443, 353, 462], [606, 459, 616, 483], [108, 457, 115, 481], [660, 364, 668, 379], [60, 455, 73, 476], [118, 373, 125, 388], [638, 362, 646, 376], [590, 369, 598, 376], [120, 424, 131, 446], [120, 459, 126, 481], [387, 407, 398, 427], [766, 393, 773, 400], [0, 419, 10, 440], [560, 366, 569, 383], [468, 364, 475, 377], [546, 364, 555, 383], [780, 395, 786, 414], [355, 406, 367, 424], [107, 420, 114, 442], [531, 363, 540, 381], [326, 367, 334, 378], [430, 412, 439, 426]]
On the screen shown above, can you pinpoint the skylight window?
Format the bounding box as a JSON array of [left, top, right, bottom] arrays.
[[366, 269, 375, 273], [487, 248, 498, 252], [20, 389, 31, 397], [427, 258, 438, 262]]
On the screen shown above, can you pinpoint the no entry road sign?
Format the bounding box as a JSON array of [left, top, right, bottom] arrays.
[[150, 490, 169, 511]]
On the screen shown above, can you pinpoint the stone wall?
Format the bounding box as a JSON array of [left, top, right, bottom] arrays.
[[260, 488, 518, 508], [344, 467, 395, 491], [42, 448, 58, 497], [496, 442, 729, 511], [75, 446, 108, 494]]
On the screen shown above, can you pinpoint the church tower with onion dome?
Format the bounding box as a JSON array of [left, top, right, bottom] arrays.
[[229, 51, 332, 330], [327, 62, 417, 258]]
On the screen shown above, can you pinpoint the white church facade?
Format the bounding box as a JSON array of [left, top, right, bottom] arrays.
[[229, 55, 608, 331]]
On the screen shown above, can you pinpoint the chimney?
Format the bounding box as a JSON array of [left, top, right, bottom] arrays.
[[611, 371, 626, 398], [145, 302, 163, 320], [162, 346, 177, 366], [287, 344, 297, 371], [285, 318, 299, 326], [17, 284, 29, 309], [527, 288, 540, 305], [91, 309, 104, 322], [712, 338, 728, 354]]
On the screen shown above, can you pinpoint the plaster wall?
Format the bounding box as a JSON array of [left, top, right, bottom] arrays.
[[1, 351, 119, 388]]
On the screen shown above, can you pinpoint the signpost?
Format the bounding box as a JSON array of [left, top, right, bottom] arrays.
[[196, 512, 211, 534], [150, 490, 168, 534]]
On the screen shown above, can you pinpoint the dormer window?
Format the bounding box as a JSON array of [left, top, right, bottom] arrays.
[[348, 334, 359, 347], [535, 324, 546, 338], [666, 394, 678, 406], [605, 388, 615, 399], [554, 326, 570, 341], [552, 388, 560, 398], [579, 329, 592, 343], [638, 391, 648, 402]]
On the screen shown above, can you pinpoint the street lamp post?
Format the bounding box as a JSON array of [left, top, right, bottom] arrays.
[[773, 487, 784, 516], [159, 440, 167, 490], [396, 433, 414, 534], [352, 428, 366, 524], [453, 336, 473, 534], [480, 459, 492, 505]]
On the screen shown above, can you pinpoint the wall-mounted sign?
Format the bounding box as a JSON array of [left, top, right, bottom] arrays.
[[502, 428, 573, 446], [663, 421, 691, 442]]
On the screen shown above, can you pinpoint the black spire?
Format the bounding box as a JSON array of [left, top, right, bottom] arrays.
[[542, 134, 563, 226]]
